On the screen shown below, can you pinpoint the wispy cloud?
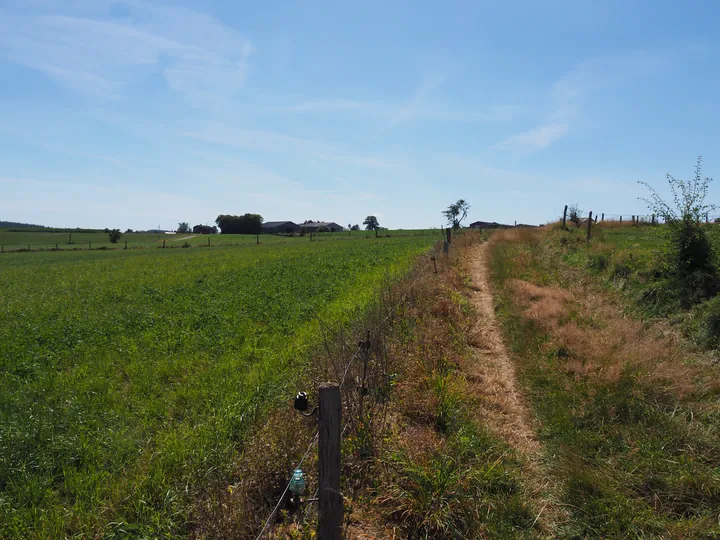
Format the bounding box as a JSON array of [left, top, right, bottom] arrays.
[[486, 49, 670, 155], [389, 71, 448, 127], [488, 123, 568, 154], [0, 4, 253, 106], [182, 124, 393, 168]]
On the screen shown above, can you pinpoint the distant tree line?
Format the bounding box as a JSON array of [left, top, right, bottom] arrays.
[[215, 214, 263, 234], [193, 224, 218, 235]]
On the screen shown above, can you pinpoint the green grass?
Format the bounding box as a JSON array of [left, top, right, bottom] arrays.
[[0, 229, 443, 252], [0, 237, 434, 538], [489, 230, 720, 538]]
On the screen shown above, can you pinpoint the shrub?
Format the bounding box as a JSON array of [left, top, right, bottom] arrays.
[[639, 157, 718, 306], [684, 295, 720, 349], [586, 252, 610, 273]]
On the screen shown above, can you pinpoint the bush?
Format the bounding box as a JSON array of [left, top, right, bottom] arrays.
[[639, 157, 718, 307], [684, 295, 720, 349], [586, 252, 610, 273]]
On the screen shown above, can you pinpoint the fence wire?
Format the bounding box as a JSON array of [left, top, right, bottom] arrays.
[[254, 247, 441, 538]]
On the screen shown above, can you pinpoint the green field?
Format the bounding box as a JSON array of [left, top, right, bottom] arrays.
[[0, 237, 435, 538], [0, 228, 443, 252]]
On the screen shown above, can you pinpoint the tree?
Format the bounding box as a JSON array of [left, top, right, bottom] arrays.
[[351, 224, 360, 231], [193, 224, 218, 235], [215, 214, 264, 234], [177, 222, 191, 234], [363, 215, 380, 230], [125, 228, 134, 234], [442, 199, 470, 229], [108, 229, 122, 243], [639, 157, 718, 305]]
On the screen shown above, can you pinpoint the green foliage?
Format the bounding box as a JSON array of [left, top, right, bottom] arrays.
[[0, 237, 434, 537], [192, 224, 217, 235], [215, 214, 264, 234], [441, 199, 470, 229], [585, 251, 610, 273], [108, 229, 122, 243], [363, 215, 380, 230], [684, 295, 720, 349], [639, 157, 718, 305], [177, 222, 191, 234]]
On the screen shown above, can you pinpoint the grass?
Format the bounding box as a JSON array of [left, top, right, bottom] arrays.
[[488, 227, 720, 538], [359, 234, 536, 539], [0, 237, 435, 538], [0, 228, 443, 252]]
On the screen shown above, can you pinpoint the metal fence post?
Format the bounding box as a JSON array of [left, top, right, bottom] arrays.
[[562, 204, 568, 229], [318, 383, 342, 539]]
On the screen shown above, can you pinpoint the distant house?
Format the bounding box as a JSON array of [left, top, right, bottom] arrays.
[[262, 221, 301, 234], [468, 221, 537, 229], [302, 221, 344, 233], [468, 221, 506, 230]]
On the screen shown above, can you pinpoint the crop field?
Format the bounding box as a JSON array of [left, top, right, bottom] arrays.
[[0, 236, 435, 537], [0, 228, 443, 252]]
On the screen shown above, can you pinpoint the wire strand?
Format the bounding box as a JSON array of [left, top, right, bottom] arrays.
[[254, 430, 319, 540]]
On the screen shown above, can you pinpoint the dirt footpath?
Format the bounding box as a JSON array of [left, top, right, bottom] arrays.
[[464, 242, 565, 535]]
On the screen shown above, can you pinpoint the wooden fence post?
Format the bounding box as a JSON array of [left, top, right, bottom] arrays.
[[318, 383, 343, 540], [620, 216, 622, 224], [587, 211, 593, 242], [601, 213, 604, 221], [89, 241, 92, 250], [256, 234, 259, 245], [358, 331, 370, 422], [652, 215, 655, 226], [125, 240, 128, 250], [446, 228, 452, 244], [562, 205, 568, 229], [163, 239, 166, 248]]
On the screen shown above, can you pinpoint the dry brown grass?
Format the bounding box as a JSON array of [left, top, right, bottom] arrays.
[[508, 277, 705, 399]]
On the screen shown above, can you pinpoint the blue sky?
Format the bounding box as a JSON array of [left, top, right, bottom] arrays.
[[1, 0, 719, 230]]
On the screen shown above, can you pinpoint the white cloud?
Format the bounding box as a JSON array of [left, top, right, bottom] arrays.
[[0, 4, 254, 106], [182, 124, 393, 168], [488, 123, 568, 154]]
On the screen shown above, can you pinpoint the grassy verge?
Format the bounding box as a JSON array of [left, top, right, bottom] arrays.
[[209, 232, 537, 538], [489, 228, 720, 538]]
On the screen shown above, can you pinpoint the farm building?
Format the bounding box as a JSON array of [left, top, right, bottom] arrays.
[[468, 221, 506, 229], [262, 221, 301, 234], [302, 221, 344, 232]]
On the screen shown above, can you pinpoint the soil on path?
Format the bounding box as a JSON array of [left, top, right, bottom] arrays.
[[464, 242, 565, 535]]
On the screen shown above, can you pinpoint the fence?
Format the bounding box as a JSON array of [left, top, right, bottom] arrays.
[[561, 209, 720, 227], [253, 230, 460, 539]]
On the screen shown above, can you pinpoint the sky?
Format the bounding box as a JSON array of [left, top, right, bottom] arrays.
[[1, 0, 719, 230]]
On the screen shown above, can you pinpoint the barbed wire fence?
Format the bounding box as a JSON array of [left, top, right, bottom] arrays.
[[251, 233, 454, 539], [561, 210, 720, 226]]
